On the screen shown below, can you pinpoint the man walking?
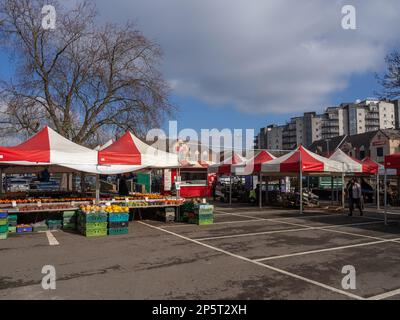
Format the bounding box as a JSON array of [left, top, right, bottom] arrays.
[[346, 178, 363, 216]]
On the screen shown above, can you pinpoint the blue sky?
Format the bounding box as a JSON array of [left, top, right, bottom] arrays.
[[1, 0, 398, 140]]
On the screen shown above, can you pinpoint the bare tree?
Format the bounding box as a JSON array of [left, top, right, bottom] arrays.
[[0, 0, 174, 145], [377, 51, 400, 99]]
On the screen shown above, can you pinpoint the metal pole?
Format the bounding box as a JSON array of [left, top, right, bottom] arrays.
[[4, 173, 8, 193], [265, 177, 269, 204], [95, 174, 100, 204], [331, 176, 334, 205], [384, 169, 387, 225], [341, 172, 345, 210], [229, 174, 232, 205], [0, 168, 3, 194], [259, 173, 262, 209], [376, 173, 380, 210], [299, 150, 303, 215], [149, 170, 152, 193]]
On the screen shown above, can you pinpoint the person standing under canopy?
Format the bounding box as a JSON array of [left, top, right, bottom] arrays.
[[346, 178, 363, 217]]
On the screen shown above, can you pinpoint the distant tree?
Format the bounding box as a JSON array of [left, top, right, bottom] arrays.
[[377, 51, 400, 99], [0, 0, 174, 145]]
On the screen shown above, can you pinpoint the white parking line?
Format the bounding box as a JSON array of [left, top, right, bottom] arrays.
[[139, 221, 364, 300], [367, 287, 400, 300], [254, 237, 400, 262], [46, 231, 60, 246], [193, 221, 386, 242]]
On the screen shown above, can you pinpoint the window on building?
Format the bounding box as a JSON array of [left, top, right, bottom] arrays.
[[377, 147, 384, 157], [359, 150, 366, 159]]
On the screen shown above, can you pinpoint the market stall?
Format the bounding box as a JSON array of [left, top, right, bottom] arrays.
[[329, 149, 377, 209], [232, 150, 276, 207], [0, 127, 184, 238], [261, 145, 344, 214], [162, 160, 215, 198], [383, 153, 400, 224], [208, 153, 247, 205]]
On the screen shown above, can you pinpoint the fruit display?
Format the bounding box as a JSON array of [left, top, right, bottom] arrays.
[[0, 197, 93, 205], [80, 204, 129, 214], [104, 205, 129, 213], [18, 204, 76, 212], [128, 201, 149, 207]]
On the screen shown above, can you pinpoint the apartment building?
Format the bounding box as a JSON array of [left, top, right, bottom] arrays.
[[256, 99, 397, 151], [321, 106, 347, 140]]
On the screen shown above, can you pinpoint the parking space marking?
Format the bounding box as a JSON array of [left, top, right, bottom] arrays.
[[193, 227, 313, 241], [45, 231, 59, 246], [367, 287, 400, 300], [139, 221, 364, 300], [254, 237, 400, 262], [193, 221, 386, 242]]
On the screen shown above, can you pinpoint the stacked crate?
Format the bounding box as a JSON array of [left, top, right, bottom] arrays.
[[47, 219, 63, 231], [62, 210, 77, 230], [78, 211, 108, 237], [108, 213, 129, 236], [0, 212, 8, 240], [7, 212, 17, 234], [32, 221, 48, 233], [188, 204, 214, 225]]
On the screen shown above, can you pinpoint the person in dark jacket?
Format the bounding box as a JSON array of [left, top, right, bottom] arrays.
[[118, 174, 130, 196]]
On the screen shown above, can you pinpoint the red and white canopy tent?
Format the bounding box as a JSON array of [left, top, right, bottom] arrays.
[[260, 145, 344, 213], [232, 150, 276, 176], [329, 149, 381, 209], [0, 126, 152, 175], [208, 153, 247, 205], [330, 149, 377, 174], [98, 131, 179, 169], [0, 127, 179, 201]]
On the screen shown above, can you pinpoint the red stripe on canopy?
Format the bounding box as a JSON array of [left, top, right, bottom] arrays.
[[0, 127, 50, 163], [98, 132, 141, 165], [280, 145, 324, 172]]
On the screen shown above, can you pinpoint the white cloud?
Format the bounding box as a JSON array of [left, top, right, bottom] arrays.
[[96, 0, 400, 114]]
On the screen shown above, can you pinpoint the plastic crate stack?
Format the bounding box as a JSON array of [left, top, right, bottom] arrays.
[[47, 219, 63, 231], [62, 210, 77, 230], [8, 213, 17, 234], [188, 204, 214, 225], [78, 211, 108, 237], [32, 221, 48, 232], [0, 211, 8, 240], [108, 213, 129, 236]]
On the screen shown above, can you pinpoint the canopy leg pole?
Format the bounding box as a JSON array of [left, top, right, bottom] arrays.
[[95, 174, 100, 204], [259, 173, 262, 209], [149, 170, 152, 193], [0, 168, 3, 194], [377, 173, 380, 210], [4, 173, 8, 193], [331, 176, 334, 205], [384, 169, 387, 225], [265, 177, 269, 205], [229, 175, 232, 206], [341, 173, 345, 210], [299, 150, 303, 215], [80, 172, 85, 194]]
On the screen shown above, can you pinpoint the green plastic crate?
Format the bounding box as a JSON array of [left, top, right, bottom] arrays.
[[0, 218, 8, 226], [0, 224, 8, 233], [81, 228, 107, 237], [79, 212, 108, 223], [8, 214, 17, 221], [62, 223, 76, 230], [0, 232, 7, 240], [79, 222, 108, 230], [108, 227, 129, 236], [8, 226, 16, 233], [63, 211, 76, 218]]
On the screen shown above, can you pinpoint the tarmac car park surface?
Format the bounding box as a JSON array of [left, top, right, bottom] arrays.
[[1, 204, 400, 300]]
